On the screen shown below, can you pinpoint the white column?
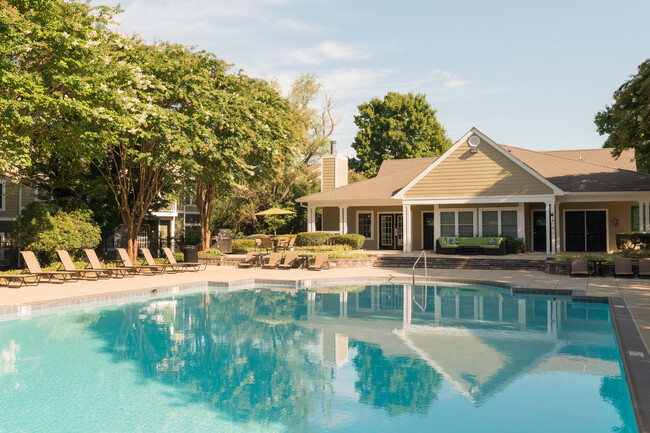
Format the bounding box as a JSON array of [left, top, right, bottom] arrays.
[[545, 202, 551, 255], [644, 202, 649, 233], [402, 204, 412, 252], [18, 186, 23, 215], [307, 207, 314, 232], [433, 204, 440, 244], [639, 202, 644, 233], [551, 201, 556, 255], [339, 206, 348, 234], [555, 202, 561, 253], [517, 202, 525, 241], [171, 216, 176, 252]]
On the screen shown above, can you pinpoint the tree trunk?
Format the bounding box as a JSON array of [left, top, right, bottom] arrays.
[[196, 181, 216, 252]]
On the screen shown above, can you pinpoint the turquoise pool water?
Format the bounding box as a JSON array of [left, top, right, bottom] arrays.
[[0, 284, 637, 432]]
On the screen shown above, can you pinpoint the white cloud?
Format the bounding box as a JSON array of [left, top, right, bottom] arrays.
[[291, 41, 370, 65]]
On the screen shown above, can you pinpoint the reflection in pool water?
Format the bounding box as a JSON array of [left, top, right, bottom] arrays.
[[0, 284, 637, 432]]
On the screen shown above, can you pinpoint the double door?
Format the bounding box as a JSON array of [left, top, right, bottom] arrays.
[[565, 211, 607, 252], [379, 214, 403, 250]]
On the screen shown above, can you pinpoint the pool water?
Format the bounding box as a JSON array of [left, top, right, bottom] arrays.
[[0, 284, 638, 432]]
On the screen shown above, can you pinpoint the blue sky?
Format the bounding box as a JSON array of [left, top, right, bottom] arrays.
[[97, 0, 650, 158]]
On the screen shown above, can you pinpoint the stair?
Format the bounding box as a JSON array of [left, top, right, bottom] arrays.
[[373, 256, 545, 271]]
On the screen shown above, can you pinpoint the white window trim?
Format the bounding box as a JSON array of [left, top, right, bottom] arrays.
[[356, 210, 374, 241], [0, 180, 6, 212], [439, 208, 477, 237], [478, 207, 519, 237]]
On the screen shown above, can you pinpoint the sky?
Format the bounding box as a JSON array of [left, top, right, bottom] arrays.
[[94, 0, 650, 158]]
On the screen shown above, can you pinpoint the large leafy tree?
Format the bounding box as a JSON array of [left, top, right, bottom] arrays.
[[350, 92, 452, 177], [595, 58, 650, 173]]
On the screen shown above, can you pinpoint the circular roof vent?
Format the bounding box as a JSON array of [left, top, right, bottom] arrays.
[[468, 135, 480, 148]]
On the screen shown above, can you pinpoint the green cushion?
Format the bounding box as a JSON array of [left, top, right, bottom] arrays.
[[440, 244, 457, 249], [482, 245, 500, 249]]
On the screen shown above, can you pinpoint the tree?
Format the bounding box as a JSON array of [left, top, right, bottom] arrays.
[[595, 59, 650, 173], [350, 92, 452, 177]]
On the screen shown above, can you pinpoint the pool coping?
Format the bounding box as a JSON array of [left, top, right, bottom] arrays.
[[1, 275, 647, 432]]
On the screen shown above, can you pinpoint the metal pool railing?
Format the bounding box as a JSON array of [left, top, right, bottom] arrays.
[[412, 250, 427, 285]]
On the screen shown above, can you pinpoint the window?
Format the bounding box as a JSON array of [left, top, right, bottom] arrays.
[[480, 209, 519, 238], [356, 212, 373, 240], [440, 210, 476, 237], [501, 211, 518, 238], [440, 212, 456, 236], [185, 196, 196, 206], [458, 211, 474, 236], [185, 213, 201, 227], [482, 211, 499, 237], [631, 205, 646, 232], [0, 180, 5, 211]]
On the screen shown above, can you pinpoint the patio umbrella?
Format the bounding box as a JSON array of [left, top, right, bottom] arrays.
[[254, 207, 295, 235]]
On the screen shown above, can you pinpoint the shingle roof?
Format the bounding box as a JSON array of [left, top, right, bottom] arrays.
[[298, 144, 649, 203], [297, 157, 435, 201], [501, 145, 650, 192]]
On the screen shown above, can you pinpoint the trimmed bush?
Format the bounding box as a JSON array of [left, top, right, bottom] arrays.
[[616, 233, 650, 251], [330, 234, 365, 249], [502, 236, 524, 254], [232, 239, 257, 252], [295, 232, 334, 247], [14, 203, 101, 264]]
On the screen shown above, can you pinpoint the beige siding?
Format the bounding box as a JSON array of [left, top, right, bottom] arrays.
[[405, 142, 553, 198], [322, 207, 339, 231], [322, 158, 336, 191], [336, 158, 348, 188], [0, 181, 21, 218]]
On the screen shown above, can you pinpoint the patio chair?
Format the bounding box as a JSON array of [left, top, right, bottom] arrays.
[[570, 258, 589, 277], [238, 252, 257, 268], [276, 237, 290, 251], [140, 248, 181, 273], [116, 248, 165, 275], [20, 251, 75, 283], [614, 258, 634, 278], [56, 250, 111, 280], [162, 247, 206, 272], [254, 238, 263, 251], [308, 253, 330, 271], [261, 237, 273, 253], [83, 249, 134, 278], [287, 237, 296, 250], [277, 252, 298, 269], [262, 252, 282, 269], [638, 257, 650, 278], [0, 273, 40, 288]]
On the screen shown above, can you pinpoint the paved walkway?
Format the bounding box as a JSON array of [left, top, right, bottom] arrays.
[[1, 265, 648, 344]]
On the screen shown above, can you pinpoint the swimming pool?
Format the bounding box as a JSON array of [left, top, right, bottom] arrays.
[[0, 283, 638, 432]]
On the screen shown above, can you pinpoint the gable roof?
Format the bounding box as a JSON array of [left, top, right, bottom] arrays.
[[297, 128, 649, 203]]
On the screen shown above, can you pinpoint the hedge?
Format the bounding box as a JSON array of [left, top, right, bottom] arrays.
[[616, 233, 650, 251], [232, 239, 257, 252], [330, 234, 365, 249], [295, 232, 334, 247]]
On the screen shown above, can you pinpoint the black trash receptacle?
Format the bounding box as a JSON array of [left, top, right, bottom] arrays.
[[183, 246, 198, 263]]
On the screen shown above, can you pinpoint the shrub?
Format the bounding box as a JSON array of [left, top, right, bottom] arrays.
[[330, 234, 365, 249], [200, 249, 222, 257], [295, 232, 334, 247], [14, 203, 101, 263], [556, 254, 614, 264], [501, 236, 524, 254], [232, 239, 257, 253], [616, 233, 650, 252]]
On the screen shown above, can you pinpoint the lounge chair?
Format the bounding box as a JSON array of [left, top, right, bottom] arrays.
[[0, 273, 40, 288], [287, 237, 296, 250], [308, 253, 330, 271], [570, 258, 589, 277], [83, 249, 134, 278], [140, 248, 181, 273], [20, 251, 75, 283], [238, 252, 257, 268], [614, 258, 634, 277], [116, 248, 165, 275], [276, 237, 289, 251], [162, 247, 206, 272], [639, 257, 650, 278], [254, 238, 263, 251], [277, 252, 298, 269], [56, 250, 111, 280], [262, 252, 282, 269]]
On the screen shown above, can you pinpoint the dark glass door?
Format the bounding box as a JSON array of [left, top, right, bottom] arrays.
[[586, 211, 607, 251], [423, 212, 435, 250], [565, 211, 586, 252], [532, 211, 546, 252]]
